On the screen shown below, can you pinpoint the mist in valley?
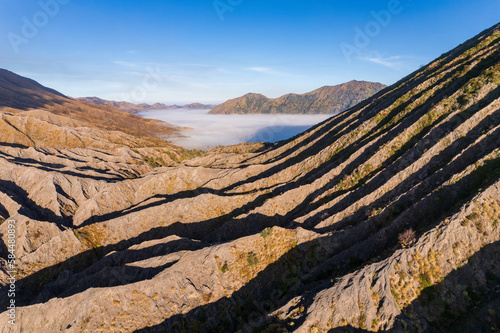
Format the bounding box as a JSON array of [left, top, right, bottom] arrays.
[[139, 109, 334, 149]]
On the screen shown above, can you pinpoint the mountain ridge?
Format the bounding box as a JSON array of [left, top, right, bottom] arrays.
[[76, 97, 216, 114], [209, 80, 386, 114]]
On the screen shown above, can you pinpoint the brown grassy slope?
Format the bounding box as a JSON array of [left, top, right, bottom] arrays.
[[0, 110, 178, 149], [75, 97, 170, 114], [0, 69, 178, 138]]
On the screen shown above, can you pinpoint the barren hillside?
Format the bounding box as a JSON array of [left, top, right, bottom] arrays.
[[209, 81, 386, 114], [0, 23, 499, 333], [0, 69, 180, 140]]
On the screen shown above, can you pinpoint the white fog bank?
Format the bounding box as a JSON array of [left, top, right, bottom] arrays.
[[138, 109, 334, 150]]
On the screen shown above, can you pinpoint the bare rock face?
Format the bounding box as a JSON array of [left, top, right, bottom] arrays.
[[0, 23, 499, 333]]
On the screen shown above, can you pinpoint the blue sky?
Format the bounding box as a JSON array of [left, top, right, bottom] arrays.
[[1, 0, 499, 104]]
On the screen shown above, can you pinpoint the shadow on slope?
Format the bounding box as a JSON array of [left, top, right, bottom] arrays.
[[2, 208, 283, 308], [329, 240, 500, 332], [223, 49, 498, 202], [0, 153, 124, 182], [0, 180, 71, 229], [6, 119, 499, 312], [311, 105, 500, 234], [132, 155, 500, 332], [286, 60, 500, 229], [247, 125, 314, 144], [0, 68, 67, 111], [31, 237, 205, 304]]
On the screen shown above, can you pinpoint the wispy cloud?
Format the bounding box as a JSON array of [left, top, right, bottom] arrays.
[[113, 60, 137, 68], [359, 52, 413, 70], [247, 67, 272, 73], [245, 66, 297, 78], [364, 56, 402, 68]]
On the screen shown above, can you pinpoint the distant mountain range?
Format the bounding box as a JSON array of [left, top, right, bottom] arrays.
[[76, 97, 216, 114], [209, 80, 386, 114]]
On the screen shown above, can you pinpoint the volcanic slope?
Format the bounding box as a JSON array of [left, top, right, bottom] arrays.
[[0, 23, 499, 332], [0, 69, 180, 142]]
